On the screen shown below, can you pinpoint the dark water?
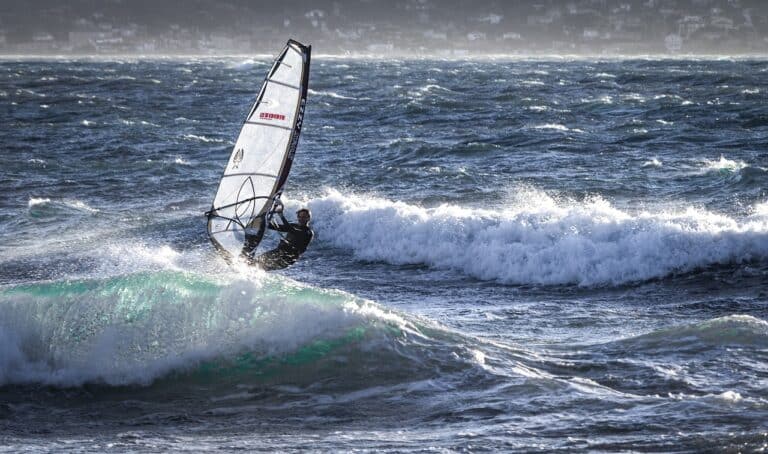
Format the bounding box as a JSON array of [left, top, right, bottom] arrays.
[[1, 57, 767, 452]]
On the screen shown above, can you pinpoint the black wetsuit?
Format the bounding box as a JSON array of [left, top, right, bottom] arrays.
[[252, 212, 313, 270]]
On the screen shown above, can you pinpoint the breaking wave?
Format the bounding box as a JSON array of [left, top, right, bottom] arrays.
[[305, 189, 768, 286], [0, 270, 462, 387]]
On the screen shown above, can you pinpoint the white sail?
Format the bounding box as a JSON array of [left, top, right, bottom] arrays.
[[207, 39, 311, 260]]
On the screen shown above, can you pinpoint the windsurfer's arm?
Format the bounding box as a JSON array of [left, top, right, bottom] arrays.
[[268, 200, 292, 232], [269, 212, 292, 232]]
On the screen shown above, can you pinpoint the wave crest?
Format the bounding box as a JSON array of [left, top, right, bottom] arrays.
[[306, 189, 768, 286]]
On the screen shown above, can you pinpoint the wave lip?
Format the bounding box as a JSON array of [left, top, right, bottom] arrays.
[[307, 189, 768, 286]]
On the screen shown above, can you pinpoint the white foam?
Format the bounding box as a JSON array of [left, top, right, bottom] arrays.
[[383, 137, 419, 148], [405, 84, 453, 99], [28, 197, 51, 207], [623, 93, 646, 102], [533, 124, 584, 133], [305, 189, 768, 286], [567, 376, 634, 397], [470, 349, 486, 365], [669, 390, 745, 404], [716, 391, 743, 402], [182, 134, 224, 143], [753, 201, 768, 217], [650, 363, 682, 379], [419, 84, 452, 92], [701, 155, 750, 173], [653, 94, 682, 100], [642, 158, 662, 168], [307, 89, 356, 100], [27, 197, 98, 213], [533, 123, 569, 131], [62, 199, 99, 213], [174, 117, 199, 123]]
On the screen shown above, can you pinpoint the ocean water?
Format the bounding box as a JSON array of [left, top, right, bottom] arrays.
[[1, 56, 767, 452]]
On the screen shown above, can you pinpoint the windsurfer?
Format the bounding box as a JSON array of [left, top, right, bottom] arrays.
[[246, 200, 313, 270]]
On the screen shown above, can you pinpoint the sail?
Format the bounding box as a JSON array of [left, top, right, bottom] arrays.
[[207, 39, 311, 260]]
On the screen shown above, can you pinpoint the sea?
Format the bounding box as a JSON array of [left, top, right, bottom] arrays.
[[1, 55, 767, 452]]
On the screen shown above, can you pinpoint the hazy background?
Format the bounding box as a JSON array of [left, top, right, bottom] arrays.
[[1, 0, 767, 56]]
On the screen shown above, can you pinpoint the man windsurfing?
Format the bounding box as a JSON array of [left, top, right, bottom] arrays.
[[244, 200, 313, 270]]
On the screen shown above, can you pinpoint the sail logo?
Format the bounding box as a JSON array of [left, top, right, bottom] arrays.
[[232, 148, 244, 169], [260, 112, 286, 121]]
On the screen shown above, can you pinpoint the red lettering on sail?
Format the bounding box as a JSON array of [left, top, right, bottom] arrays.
[[259, 112, 286, 121]]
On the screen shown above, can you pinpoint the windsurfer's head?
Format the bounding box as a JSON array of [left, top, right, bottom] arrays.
[[296, 208, 311, 226]]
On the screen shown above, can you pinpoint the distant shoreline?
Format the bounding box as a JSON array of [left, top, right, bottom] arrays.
[[2, 52, 768, 61]]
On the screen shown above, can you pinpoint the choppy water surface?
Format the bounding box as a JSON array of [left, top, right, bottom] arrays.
[[1, 57, 767, 452]]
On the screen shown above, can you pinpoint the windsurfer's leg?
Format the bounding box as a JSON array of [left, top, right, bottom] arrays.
[[241, 218, 267, 257], [251, 249, 293, 270], [242, 232, 260, 258]]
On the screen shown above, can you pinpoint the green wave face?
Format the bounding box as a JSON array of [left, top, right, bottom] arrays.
[[0, 270, 472, 390], [0, 271, 380, 385]]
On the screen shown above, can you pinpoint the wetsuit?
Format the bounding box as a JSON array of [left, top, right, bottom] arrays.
[[251, 212, 313, 270]]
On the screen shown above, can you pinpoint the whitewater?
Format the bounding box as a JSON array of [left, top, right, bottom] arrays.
[[1, 57, 767, 452]]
